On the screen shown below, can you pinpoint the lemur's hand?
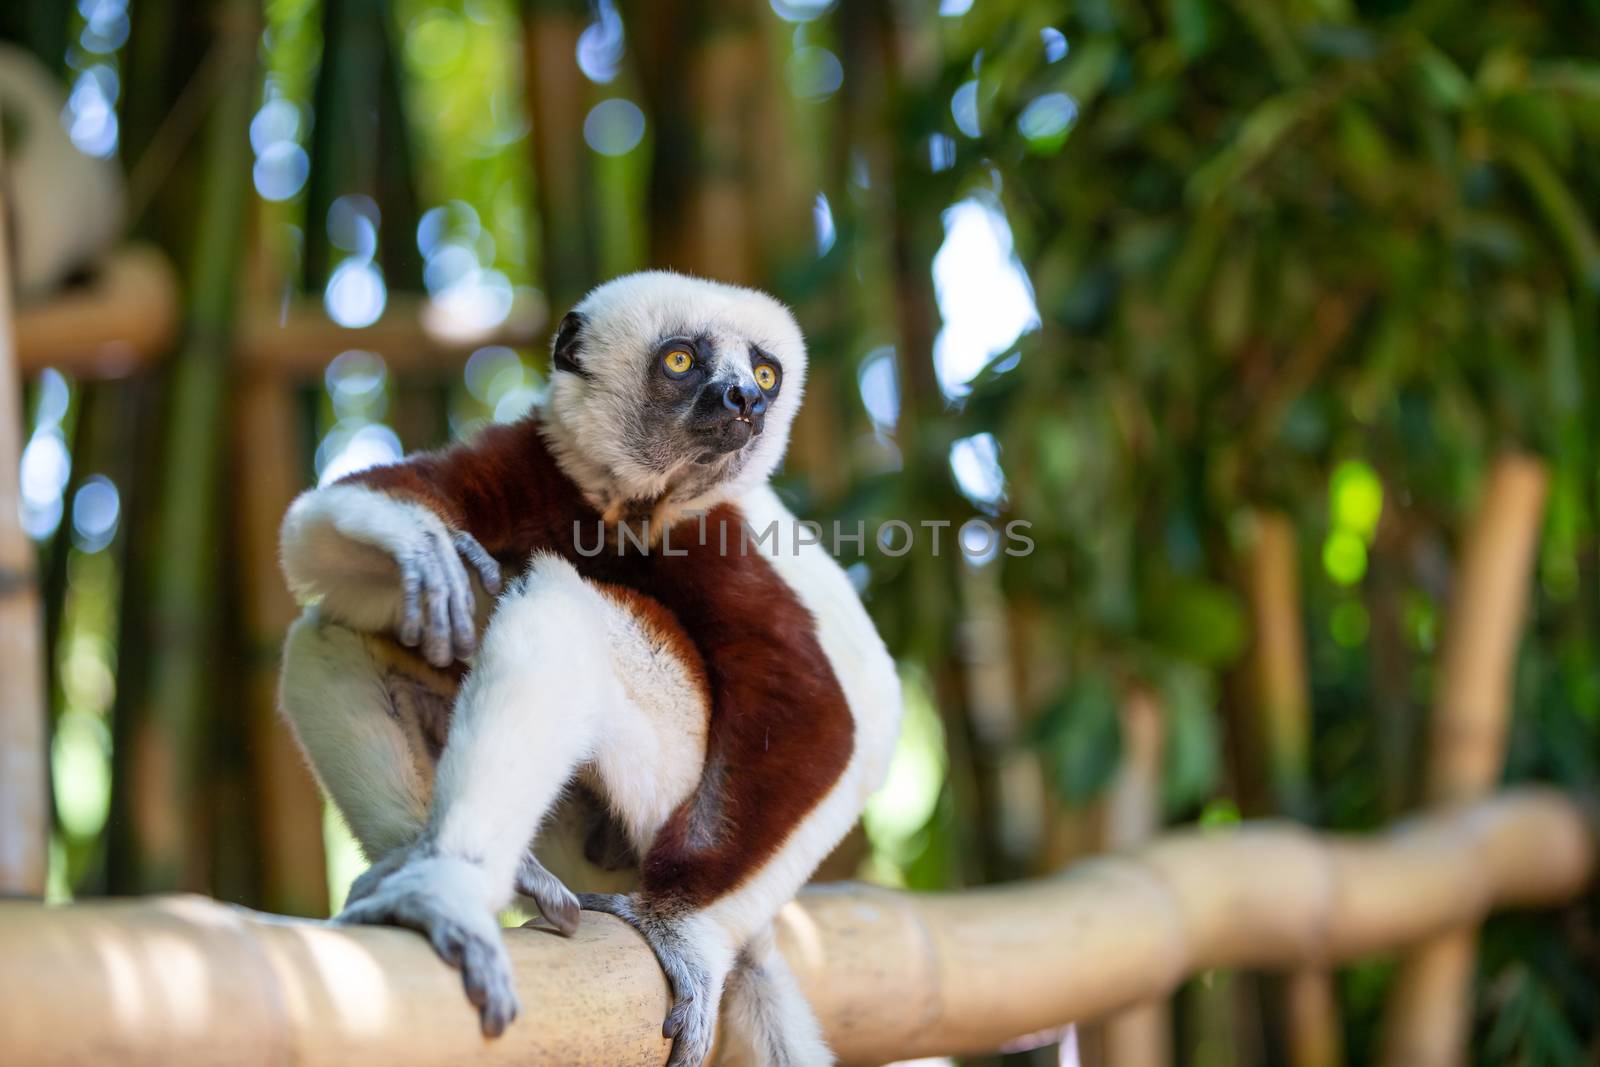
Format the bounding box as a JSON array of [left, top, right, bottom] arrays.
[[336, 495, 501, 666], [338, 849, 520, 1038], [394, 524, 501, 667]]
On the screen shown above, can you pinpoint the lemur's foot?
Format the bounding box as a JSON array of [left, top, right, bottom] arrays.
[[338, 853, 519, 1037], [580, 893, 718, 1067], [515, 851, 580, 935]]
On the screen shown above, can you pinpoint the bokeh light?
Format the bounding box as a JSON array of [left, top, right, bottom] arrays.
[[949, 432, 1006, 510], [583, 98, 646, 156], [931, 196, 1039, 396]]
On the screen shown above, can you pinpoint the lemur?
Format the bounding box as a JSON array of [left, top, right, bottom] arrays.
[[276, 271, 902, 1067]]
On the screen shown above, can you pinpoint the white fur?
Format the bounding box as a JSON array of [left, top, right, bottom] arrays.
[[428, 554, 708, 897], [279, 615, 431, 857], [279, 484, 435, 632], [543, 271, 809, 515], [720, 924, 833, 1067]]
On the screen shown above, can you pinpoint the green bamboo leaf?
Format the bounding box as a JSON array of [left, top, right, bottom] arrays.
[[1412, 42, 1473, 110], [1526, 59, 1600, 99], [1168, 0, 1213, 60], [1188, 89, 1319, 205], [1144, 577, 1249, 665], [1032, 674, 1122, 805], [1207, 234, 1254, 353], [1335, 102, 1395, 201], [1498, 135, 1600, 292], [1058, 37, 1122, 109], [1155, 662, 1221, 815]]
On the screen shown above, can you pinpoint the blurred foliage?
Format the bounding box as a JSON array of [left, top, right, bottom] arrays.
[[913, 0, 1600, 1060], [9, 0, 1600, 1062]]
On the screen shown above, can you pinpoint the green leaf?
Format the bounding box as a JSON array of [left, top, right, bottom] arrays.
[[1413, 43, 1473, 110], [1033, 674, 1122, 805], [1143, 577, 1249, 665], [1498, 135, 1600, 292], [1156, 662, 1222, 814]]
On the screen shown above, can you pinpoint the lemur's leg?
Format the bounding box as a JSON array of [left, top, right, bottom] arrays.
[[279, 613, 433, 859], [278, 611, 580, 931], [338, 554, 707, 1038]]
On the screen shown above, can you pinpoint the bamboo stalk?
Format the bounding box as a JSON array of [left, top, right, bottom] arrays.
[[1379, 454, 1549, 1067], [1101, 687, 1171, 1067], [1242, 510, 1342, 1067], [522, 0, 602, 315], [0, 788, 1588, 1067], [120, 0, 258, 891], [235, 374, 328, 917], [0, 130, 50, 898]]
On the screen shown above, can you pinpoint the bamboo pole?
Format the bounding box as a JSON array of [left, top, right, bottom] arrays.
[[0, 131, 50, 898], [1242, 510, 1342, 1067], [1380, 454, 1549, 1067], [1101, 687, 1171, 1067], [235, 374, 328, 917], [0, 788, 1588, 1067], [522, 0, 602, 315], [120, 0, 258, 892]]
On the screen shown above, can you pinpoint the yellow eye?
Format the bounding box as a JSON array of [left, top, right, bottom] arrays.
[[663, 348, 694, 374], [754, 364, 779, 391]]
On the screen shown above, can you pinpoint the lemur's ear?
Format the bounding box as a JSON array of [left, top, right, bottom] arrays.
[[552, 311, 590, 378]]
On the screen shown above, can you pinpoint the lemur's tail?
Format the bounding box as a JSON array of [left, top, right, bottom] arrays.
[[717, 925, 833, 1067]]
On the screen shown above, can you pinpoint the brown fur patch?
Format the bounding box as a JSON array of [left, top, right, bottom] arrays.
[[341, 415, 856, 909]]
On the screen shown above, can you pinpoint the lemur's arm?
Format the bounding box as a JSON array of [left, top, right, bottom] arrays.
[[279, 419, 570, 665]]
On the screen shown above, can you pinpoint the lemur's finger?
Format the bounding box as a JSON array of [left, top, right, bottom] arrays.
[[418, 534, 454, 667], [442, 549, 477, 662], [398, 560, 424, 647], [453, 531, 503, 596]]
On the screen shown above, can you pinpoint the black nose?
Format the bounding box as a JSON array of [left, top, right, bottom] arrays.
[[722, 383, 767, 417]]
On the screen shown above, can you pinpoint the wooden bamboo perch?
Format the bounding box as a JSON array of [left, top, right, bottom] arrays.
[[0, 788, 1588, 1067], [1243, 510, 1342, 1067], [0, 134, 51, 897], [14, 245, 181, 379], [236, 289, 547, 380], [1380, 454, 1549, 1067]]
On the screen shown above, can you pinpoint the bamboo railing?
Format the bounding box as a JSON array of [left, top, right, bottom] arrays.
[[0, 787, 1589, 1067]]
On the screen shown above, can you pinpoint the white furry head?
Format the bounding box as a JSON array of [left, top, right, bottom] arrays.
[[540, 271, 808, 512]]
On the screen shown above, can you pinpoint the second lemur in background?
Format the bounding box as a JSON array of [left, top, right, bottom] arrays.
[[277, 272, 902, 1067]]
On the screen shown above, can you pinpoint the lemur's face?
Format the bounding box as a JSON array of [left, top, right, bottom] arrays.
[[543, 271, 808, 507]]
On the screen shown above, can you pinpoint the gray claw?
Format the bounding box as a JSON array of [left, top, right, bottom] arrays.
[[516, 853, 580, 936]]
